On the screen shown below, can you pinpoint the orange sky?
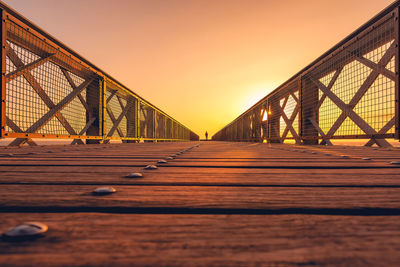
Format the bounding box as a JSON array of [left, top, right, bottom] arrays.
[[3, 0, 395, 138]]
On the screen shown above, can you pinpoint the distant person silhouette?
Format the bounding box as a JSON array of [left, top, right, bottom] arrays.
[[205, 131, 208, 141]]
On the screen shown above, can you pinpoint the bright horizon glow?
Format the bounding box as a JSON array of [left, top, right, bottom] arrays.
[[2, 0, 395, 139]]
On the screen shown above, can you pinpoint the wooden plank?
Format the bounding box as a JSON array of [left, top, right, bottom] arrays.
[[1, 213, 399, 266], [1, 169, 400, 186], [0, 184, 399, 211]]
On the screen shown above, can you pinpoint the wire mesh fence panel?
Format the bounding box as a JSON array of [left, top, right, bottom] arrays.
[[213, 3, 399, 147], [4, 18, 99, 145], [139, 102, 155, 139], [104, 80, 139, 140], [0, 7, 197, 144], [166, 118, 172, 139], [303, 12, 396, 145]]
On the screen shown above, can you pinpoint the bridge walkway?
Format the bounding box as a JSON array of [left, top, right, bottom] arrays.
[[0, 141, 400, 266]]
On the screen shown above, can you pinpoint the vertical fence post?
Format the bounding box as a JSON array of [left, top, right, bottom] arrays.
[[268, 100, 281, 143], [153, 110, 156, 141], [0, 10, 6, 138], [300, 76, 319, 145], [254, 106, 261, 142], [86, 78, 102, 144], [136, 100, 140, 140], [124, 96, 137, 143], [146, 108, 154, 140]]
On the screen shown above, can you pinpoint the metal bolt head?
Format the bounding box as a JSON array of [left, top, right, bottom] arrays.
[[166, 157, 174, 160], [144, 165, 158, 170], [158, 160, 167, 164], [341, 155, 350, 159], [3, 222, 48, 239], [92, 187, 116, 195], [390, 161, 400, 165], [125, 173, 143, 178], [362, 158, 371, 160]]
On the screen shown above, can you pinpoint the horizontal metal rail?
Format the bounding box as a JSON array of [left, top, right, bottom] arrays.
[[213, 1, 400, 148], [0, 1, 199, 146]]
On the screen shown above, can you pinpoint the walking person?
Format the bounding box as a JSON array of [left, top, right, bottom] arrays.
[[205, 131, 208, 141]]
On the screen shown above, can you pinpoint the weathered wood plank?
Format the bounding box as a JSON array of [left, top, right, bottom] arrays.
[[1, 213, 399, 266], [1, 169, 400, 186], [0, 185, 399, 211]]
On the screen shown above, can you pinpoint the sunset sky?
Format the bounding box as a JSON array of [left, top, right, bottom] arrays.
[[2, 0, 395, 138]]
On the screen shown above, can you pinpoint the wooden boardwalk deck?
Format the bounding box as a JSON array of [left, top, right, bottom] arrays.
[[1, 141, 400, 266]]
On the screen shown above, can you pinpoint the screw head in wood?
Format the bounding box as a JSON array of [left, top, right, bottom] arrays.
[[158, 159, 167, 164], [3, 222, 48, 240], [166, 157, 174, 160], [125, 173, 143, 178], [92, 187, 116, 195], [390, 161, 400, 165], [144, 165, 158, 170]]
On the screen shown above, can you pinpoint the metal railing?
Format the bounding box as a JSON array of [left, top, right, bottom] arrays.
[[213, 1, 400, 147], [0, 2, 198, 146]]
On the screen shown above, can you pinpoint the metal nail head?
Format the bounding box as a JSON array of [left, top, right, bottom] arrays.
[[3, 222, 48, 240], [144, 165, 158, 170], [93, 186, 116, 195], [125, 173, 143, 178]]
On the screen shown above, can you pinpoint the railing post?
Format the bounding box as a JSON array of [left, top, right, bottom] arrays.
[[268, 100, 281, 143], [146, 108, 154, 140], [86, 78, 102, 144], [0, 10, 6, 138], [124, 96, 137, 143], [254, 106, 261, 142], [300, 76, 319, 145]]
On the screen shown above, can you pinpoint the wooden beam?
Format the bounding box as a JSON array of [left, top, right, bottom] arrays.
[[5, 53, 54, 83], [310, 77, 391, 147], [276, 103, 301, 144], [281, 104, 300, 142], [5, 116, 37, 146], [364, 117, 395, 147], [310, 44, 395, 147], [307, 117, 333, 146], [316, 67, 343, 111], [355, 56, 396, 81], [106, 106, 124, 138], [6, 45, 88, 146], [71, 117, 96, 145], [60, 68, 89, 112]]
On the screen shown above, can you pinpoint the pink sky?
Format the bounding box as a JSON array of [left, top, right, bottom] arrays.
[[2, 0, 395, 138]]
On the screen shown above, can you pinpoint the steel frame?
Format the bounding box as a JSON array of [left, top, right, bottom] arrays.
[[0, 2, 198, 145], [213, 1, 400, 147]]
